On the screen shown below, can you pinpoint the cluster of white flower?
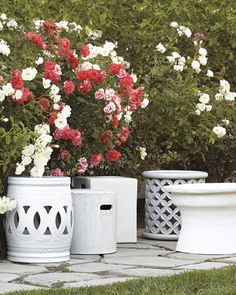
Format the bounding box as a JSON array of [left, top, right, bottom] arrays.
[[195, 93, 212, 115], [81, 61, 101, 71], [191, 48, 208, 74], [54, 105, 71, 129], [0, 83, 15, 102], [0, 13, 18, 31], [16, 124, 53, 177], [212, 126, 226, 138], [0, 196, 16, 214], [0, 39, 10, 56], [88, 30, 102, 40], [215, 79, 236, 101], [156, 42, 166, 54], [170, 22, 192, 38], [139, 147, 147, 160], [167, 52, 186, 72]]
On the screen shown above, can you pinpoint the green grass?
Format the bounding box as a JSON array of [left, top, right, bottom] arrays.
[[6, 265, 236, 295]]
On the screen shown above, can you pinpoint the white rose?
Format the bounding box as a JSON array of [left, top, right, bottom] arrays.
[[183, 27, 192, 38], [199, 48, 207, 56], [22, 144, 35, 157], [205, 105, 212, 112], [22, 67, 37, 81], [222, 119, 229, 125], [35, 57, 44, 65], [213, 126, 226, 138], [53, 95, 61, 103], [131, 73, 138, 83], [139, 147, 147, 160], [199, 55, 208, 66], [207, 70, 214, 77], [30, 165, 45, 177], [93, 64, 101, 71], [166, 56, 175, 63], [42, 78, 51, 89], [156, 42, 166, 53], [224, 92, 236, 101], [50, 85, 60, 96], [215, 93, 223, 100], [124, 111, 132, 123], [199, 93, 210, 104], [172, 52, 181, 59], [195, 109, 201, 115], [0, 13, 7, 20], [173, 64, 183, 72], [7, 19, 18, 29], [196, 103, 206, 112], [141, 98, 149, 109], [2, 83, 14, 96], [81, 61, 93, 70], [0, 40, 10, 56], [220, 79, 230, 93], [54, 114, 68, 129], [191, 60, 201, 73], [170, 21, 178, 28], [22, 156, 32, 166], [14, 90, 23, 100], [15, 164, 25, 175], [61, 105, 71, 118], [0, 90, 5, 102]]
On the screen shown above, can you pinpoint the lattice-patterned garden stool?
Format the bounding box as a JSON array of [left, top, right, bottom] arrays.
[[142, 170, 208, 240], [5, 177, 73, 263]]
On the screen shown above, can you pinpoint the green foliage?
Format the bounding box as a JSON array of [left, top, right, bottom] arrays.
[[1, 0, 236, 181]]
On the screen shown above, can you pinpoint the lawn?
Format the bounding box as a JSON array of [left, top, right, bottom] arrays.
[[6, 265, 236, 295]]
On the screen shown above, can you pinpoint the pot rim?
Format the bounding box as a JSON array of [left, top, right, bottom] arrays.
[[164, 183, 236, 194], [142, 170, 208, 179], [8, 176, 71, 186]]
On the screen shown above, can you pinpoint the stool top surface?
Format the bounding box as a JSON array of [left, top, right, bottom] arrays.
[[142, 170, 208, 179], [164, 183, 236, 194]]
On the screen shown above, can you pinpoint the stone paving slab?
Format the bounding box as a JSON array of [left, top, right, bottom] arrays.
[[104, 248, 171, 258], [103, 255, 198, 268], [110, 267, 184, 277], [0, 273, 19, 283], [24, 272, 101, 287], [68, 262, 131, 273], [0, 262, 47, 274]]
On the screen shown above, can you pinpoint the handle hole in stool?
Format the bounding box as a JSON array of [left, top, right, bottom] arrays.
[[80, 184, 87, 188], [100, 205, 112, 210]]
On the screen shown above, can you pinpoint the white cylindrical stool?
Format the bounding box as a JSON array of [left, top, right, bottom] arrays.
[[165, 183, 236, 254], [71, 189, 117, 255], [143, 170, 208, 240]]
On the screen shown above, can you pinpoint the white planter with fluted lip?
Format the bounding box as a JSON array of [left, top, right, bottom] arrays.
[[5, 176, 73, 263], [143, 170, 208, 240], [165, 183, 236, 254]]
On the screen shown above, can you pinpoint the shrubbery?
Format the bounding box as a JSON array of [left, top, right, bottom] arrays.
[[1, 0, 236, 181]]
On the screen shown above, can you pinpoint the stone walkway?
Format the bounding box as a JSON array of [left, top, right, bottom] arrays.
[[1, 232, 236, 294]]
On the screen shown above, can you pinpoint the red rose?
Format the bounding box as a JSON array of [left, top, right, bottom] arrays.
[[11, 77, 23, 90], [112, 119, 119, 128], [106, 150, 121, 161], [99, 130, 113, 146], [76, 70, 89, 81], [91, 154, 103, 167], [80, 44, 90, 58], [58, 149, 70, 160], [59, 38, 70, 51], [108, 64, 124, 75], [38, 97, 50, 110], [88, 69, 100, 82], [63, 81, 75, 95], [77, 80, 92, 93], [25, 32, 44, 47], [119, 75, 134, 90], [51, 168, 64, 176], [44, 60, 56, 71], [49, 112, 58, 125]]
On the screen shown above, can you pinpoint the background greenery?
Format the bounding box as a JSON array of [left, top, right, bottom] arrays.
[[1, 0, 236, 183]]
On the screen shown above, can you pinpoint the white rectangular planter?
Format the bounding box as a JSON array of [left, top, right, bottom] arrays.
[[73, 176, 137, 243]]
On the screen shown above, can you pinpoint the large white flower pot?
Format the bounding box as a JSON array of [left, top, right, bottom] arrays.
[[143, 170, 208, 240], [165, 183, 236, 254], [5, 177, 73, 263], [72, 176, 137, 243], [71, 189, 117, 254]]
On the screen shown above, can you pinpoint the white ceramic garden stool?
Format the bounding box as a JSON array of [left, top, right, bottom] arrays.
[[72, 176, 137, 243], [5, 177, 73, 263], [165, 183, 236, 254], [71, 189, 117, 255], [143, 170, 208, 240]]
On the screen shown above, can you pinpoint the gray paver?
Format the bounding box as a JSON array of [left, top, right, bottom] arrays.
[[177, 262, 228, 270], [69, 262, 131, 273], [0, 262, 47, 274], [24, 272, 100, 287], [0, 283, 43, 294], [138, 238, 177, 250], [166, 252, 229, 261], [213, 257, 236, 264], [0, 273, 19, 282], [70, 254, 101, 262], [104, 248, 171, 258], [111, 267, 183, 277], [64, 277, 135, 288], [103, 255, 197, 268]]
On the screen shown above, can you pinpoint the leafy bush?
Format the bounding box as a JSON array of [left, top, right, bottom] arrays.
[[1, 0, 236, 182]]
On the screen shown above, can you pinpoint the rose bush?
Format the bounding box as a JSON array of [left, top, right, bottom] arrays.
[[0, 15, 148, 193]]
